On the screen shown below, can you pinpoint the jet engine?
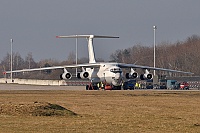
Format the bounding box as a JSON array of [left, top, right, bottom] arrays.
[[140, 69, 152, 80], [140, 73, 153, 80], [125, 72, 138, 79], [125, 68, 138, 79], [60, 72, 72, 80], [77, 71, 89, 79]]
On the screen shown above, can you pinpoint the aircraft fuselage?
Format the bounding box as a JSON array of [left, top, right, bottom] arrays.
[[88, 63, 123, 86]]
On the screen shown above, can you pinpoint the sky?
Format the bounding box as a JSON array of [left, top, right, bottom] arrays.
[[0, 0, 200, 62]]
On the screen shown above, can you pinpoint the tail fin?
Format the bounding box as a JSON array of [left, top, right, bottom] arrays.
[[56, 35, 119, 63]]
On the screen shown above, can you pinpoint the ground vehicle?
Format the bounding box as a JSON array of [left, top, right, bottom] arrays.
[[159, 80, 189, 90], [180, 81, 189, 90], [86, 82, 119, 90], [159, 80, 179, 90], [86, 83, 99, 90], [123, 80, 136, 90], [166, 80, 178, 89], [146, 80, 153, 89], [159, 79, 167, 89]]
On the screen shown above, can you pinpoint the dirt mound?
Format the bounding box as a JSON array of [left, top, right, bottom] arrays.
[[0, 102, 77, 116]]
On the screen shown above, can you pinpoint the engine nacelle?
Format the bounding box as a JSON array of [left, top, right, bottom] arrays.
[[126, 68, 138, 79], [77, 71, 89, 79], [140, 73, 153, 80], [125, 72, 138, 79], [60, 72, 72, 80]]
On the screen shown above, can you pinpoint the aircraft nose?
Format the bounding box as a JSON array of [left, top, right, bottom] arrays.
[[112, 73, 123, 86], [115, 73, 121, 79]]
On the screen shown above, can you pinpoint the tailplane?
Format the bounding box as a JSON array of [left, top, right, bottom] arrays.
[[56, 35, 119, 63]]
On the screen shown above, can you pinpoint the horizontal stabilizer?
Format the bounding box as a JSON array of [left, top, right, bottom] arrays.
[[56, 34, 119, 63], [56, 35, 119, 39]]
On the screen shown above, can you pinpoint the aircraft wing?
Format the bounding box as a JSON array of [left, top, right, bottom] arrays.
[[118, 63, 193, 74], [4, 63, 101, 74]]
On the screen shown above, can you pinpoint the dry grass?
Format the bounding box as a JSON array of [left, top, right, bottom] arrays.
[[0, 101, 77, 116], [0, 90, 200, 133]]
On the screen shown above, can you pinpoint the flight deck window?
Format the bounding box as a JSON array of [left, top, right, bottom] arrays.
[[110, 68, 122, 73]]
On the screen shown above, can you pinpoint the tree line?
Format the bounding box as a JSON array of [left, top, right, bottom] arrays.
[[110, 34, 200, 76], [0, 51, 103, 79], [0, 35, 199, 79]]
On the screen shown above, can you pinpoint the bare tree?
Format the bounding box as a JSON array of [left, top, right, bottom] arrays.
[[24, 52, 37, 69]]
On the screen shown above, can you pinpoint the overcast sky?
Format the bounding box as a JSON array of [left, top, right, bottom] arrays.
[[0, 0, 200, 62]]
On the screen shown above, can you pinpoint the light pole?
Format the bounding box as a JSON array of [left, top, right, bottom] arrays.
[[75, 35, 78, 77], [10, 39, 13, 82], [153, 26, 157, 76], [56, 35, 78, 77]]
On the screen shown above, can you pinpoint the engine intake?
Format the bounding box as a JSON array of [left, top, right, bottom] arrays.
[[140, 73, 152, 80], [126, 72, 138, 79], [77, 71, 89, 79], [60, 72, 72, 80]]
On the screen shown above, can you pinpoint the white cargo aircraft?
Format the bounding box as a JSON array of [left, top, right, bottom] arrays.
[[5, 35, 193, 89]]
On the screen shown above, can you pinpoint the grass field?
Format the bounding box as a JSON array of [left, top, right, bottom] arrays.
[[0, 90, 200, 133]]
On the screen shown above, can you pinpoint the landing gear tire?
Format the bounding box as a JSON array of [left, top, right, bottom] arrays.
[[113, 85, 122, 90], [86, 85, 89, 90]]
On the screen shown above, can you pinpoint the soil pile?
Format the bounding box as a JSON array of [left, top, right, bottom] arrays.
[[0, 102, 77, 116]]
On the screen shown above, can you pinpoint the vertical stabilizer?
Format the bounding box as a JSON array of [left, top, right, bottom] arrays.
[[56, 35, 119, 64], [88, 35, 96, 63]]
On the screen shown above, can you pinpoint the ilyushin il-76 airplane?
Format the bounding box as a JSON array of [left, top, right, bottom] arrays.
[[5, 35, 193, 90]]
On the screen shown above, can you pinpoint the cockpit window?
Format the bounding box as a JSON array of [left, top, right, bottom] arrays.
[[110, 68, 122, 73]]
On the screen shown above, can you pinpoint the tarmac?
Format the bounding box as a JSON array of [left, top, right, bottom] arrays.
[[0, 83, 86, 90], [0, 83, 199, 91]]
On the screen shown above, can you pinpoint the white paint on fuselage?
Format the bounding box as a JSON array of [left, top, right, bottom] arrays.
[[88, 63, 123, 86]]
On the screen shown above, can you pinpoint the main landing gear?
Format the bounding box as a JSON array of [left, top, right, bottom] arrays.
[[85, 83, 122, 90]]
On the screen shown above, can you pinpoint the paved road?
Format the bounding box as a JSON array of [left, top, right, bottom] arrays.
[[0, 83, 86, 90]]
